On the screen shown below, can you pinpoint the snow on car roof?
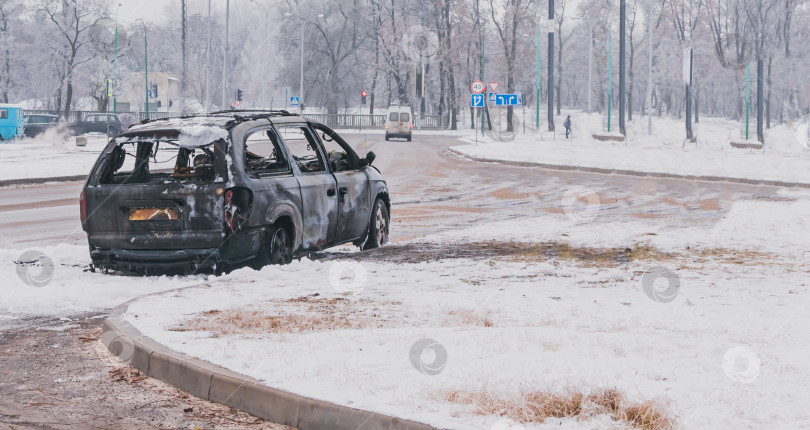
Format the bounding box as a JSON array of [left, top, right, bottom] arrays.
[[0, 103, 23, 109]]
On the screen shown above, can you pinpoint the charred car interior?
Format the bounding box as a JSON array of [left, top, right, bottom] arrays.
[[81, 111, 390, 275]]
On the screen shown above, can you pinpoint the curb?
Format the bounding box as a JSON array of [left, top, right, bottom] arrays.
[[0, 175, 87, 187], [448, 148, 810, 189], [102, 295, 438, 430]]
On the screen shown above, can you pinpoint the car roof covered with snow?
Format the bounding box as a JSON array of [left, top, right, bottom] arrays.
[[0, 103, 23, 109], [120, 110, 305, 139]]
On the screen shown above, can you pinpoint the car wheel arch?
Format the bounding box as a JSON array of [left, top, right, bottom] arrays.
[[263, 201, 304, 252]]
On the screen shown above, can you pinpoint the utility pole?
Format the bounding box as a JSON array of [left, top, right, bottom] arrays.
[[181, 0, 187, 96], [138, 20, 148, 120], [114, 3, 120, 114], [204, 0, 211, 112], [608, 29, 612, 132], [222, 0, 229, 109], [300, 22, 304, 112], [619, 0, 626, 135], [536, 20, 540, 128], [756, 58, 764, 143], [587, 22, 593, 113], [547, 0, 554, 132]]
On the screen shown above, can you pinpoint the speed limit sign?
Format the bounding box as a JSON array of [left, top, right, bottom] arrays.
[[471, 80, 485, 94]]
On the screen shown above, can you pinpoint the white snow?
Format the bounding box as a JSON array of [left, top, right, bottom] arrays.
[[452, 112, 810, 185], [0, 133, 109, 181], [177, 125, 229, 148], [111, 195, 810, 430]]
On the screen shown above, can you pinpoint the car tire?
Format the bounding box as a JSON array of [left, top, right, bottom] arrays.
[[254, 225, 293, 268], [362, 198, 389, 250], [407, 135, 412, 142], [385, 134, 389, 141]]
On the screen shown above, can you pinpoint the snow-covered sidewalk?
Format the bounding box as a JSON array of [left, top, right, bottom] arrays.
[[107, 195, 810, 429], [0, 132, 108, 182], [452, 113, 810, 185]]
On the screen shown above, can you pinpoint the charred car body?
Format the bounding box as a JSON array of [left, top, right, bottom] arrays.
[[80, 111, 390, 274]]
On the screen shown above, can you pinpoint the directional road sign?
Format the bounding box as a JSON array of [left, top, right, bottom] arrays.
[[470, 94, 485, 107], [290, 96, 300, 106], [494, 94, 522, 106], [489, 92, 498, 102]]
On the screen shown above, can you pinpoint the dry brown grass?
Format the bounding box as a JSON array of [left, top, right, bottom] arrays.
[[172, 296, 499, 336], [440, 385, 676, 430]]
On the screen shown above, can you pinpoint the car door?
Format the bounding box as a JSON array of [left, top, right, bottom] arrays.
[[240, 126, 301, 259], [312, 123, 371, 244], [276, 123, 338, 250]]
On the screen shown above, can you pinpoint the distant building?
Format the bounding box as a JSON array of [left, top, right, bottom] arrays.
[[115, 72, 180, 113]]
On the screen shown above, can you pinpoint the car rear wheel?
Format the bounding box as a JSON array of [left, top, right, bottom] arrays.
[[362, 198, 389, 250], [252, 225, 293, 269]]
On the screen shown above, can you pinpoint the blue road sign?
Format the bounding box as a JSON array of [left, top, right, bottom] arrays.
[[489, 92, 497, 102], [470, 94, 485, 107], [495, 94, 522, 106], [290, 96, 300, 106]]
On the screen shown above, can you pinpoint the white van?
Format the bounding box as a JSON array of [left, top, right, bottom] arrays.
[[385, 105, 412, 141]]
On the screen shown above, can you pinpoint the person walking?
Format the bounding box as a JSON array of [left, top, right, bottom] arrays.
[[564, 115, 571, 139]]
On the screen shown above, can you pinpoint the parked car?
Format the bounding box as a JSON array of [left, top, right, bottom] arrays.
[[385, 105, 413, 141], [0, 104, 25, 141], [23, 114, 62, 137], [71, 113, 122, 136], [80, 110, 390, 275]]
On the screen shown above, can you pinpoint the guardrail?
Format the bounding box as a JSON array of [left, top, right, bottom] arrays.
[[24, 110, 451, 130]]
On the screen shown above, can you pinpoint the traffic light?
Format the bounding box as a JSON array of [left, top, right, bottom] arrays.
[[236, 89, 243, 102], [361, 91, 367, 104]]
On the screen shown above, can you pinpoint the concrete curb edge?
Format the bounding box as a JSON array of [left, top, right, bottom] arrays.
[[0, 175, 87, 187], [447, 148, 810, 189], [103, 296, 439, 430]]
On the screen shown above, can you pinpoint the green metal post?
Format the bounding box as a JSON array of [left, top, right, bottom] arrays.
[[536, 21, 540, 129], [480, 32, 485, 137], [607, 30, 612, 132], [745, 62, 750, 140], [144, 24, 149, 120]]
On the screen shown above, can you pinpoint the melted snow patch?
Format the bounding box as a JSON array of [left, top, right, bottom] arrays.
[[178, 125, 229, 148]]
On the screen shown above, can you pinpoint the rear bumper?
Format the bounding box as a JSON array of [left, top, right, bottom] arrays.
[[385, 131, 412, 138], [90, 247, 221, 274]]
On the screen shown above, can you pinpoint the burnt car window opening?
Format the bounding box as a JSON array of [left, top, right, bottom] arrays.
[[245, 128, 290, 175], [278, 125, 327, 173], [99, 139, 218, 185], [388, 112, 397, 122], [400, 112, 410, 122], [314, 124, 357, 172]]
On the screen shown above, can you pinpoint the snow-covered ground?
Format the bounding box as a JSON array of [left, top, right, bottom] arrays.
[[453, 112, 810, 185], [0, 131, 108, 181], [81, 192, 810, 430]]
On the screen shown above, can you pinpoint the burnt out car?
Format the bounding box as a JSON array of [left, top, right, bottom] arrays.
[[80, 111, 390, 274]]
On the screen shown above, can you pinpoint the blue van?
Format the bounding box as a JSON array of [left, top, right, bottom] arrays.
[[0, 104, 25, 141]]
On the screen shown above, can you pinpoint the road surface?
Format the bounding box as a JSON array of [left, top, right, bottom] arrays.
[[0, 132, 794, 429]]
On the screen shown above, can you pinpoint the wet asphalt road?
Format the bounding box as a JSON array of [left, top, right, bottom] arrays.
[[0, 132, 798, 429]]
